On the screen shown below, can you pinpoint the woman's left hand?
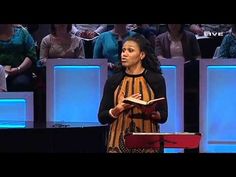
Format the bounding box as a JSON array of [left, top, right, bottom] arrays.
[[150, 111, 161, 121], [137, 104, 161, 121]]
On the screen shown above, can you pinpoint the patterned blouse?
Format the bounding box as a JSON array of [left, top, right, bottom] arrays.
[[107, 72, 160, 153]]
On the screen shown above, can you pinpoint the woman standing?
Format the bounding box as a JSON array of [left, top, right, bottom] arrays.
[[98, 34, 168, 153]]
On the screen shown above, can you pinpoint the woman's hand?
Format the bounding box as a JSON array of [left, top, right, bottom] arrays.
[[121, 93, 142, 111], [110, 93, 142, 118], [5, 67, 19, 76], [39, 58, 47, 66], [150, 111, 161, 121]]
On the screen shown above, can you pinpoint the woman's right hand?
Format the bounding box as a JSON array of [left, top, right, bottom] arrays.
[[121, 93, 142, 110], [111, 93, 142, 117]]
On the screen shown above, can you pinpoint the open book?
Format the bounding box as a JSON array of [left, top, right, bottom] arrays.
[[123, 97, 165, 107]]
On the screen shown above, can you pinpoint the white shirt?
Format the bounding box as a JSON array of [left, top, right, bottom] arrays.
[[0, 65, 7, 92], [72, 24, 107, 35]]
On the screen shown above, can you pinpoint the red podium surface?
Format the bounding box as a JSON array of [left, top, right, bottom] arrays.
[[125, 132, 201, 150]]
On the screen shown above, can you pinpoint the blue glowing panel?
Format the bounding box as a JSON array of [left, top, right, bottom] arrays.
[[200, 59, 236, 152], [54, 66, 101, 122], [0, 92, 33, 128], [160, 66, 177, 132], [159, 59, 184, 153], [0, 99, 26, 121], [47, 59, 107, 124], [0, 122, 26, 128]]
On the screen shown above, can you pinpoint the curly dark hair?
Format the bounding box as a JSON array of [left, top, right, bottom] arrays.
[[123, 34, 162, 74]]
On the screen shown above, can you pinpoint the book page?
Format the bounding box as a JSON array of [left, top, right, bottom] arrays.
[[123, 97, 148, 105], [147, 97, 165, 105], [124, 97, 165, 106]]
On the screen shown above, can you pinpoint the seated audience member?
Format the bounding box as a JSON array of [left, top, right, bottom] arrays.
[[155, 24, 201, 62], [188, 24, 204, 36], [156, 24, 204, 36], [0, 24, 37, 91], [189, 24, 232, 36], [216, 24, 236, 58], [39, 24, 85, 66], [132, 24, 158, 49], [188, 24, 229, 58], [72, 24, 107, 40], [0, 65, 7, 91], [72, 24, 107, 58], [93, 24, 136, 77]]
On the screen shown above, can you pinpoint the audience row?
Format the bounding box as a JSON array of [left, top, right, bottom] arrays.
[[0, 24, 235, 92]]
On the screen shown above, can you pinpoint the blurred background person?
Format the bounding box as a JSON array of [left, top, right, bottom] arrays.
[[72, 24, 107, 58], [0, 24, 37, 91], [39, 24, 85, 66], [189, 24, 232, 36], [72, 24, 107, 39], [217, 24, 236, 58], [155, 24, 201, 62], [93, 24, 136, 77], [130, 24, 158, 49]]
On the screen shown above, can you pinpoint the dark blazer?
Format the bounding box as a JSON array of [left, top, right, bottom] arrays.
[[155, 30, 201, 61], [98, 70, 168, 124]]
